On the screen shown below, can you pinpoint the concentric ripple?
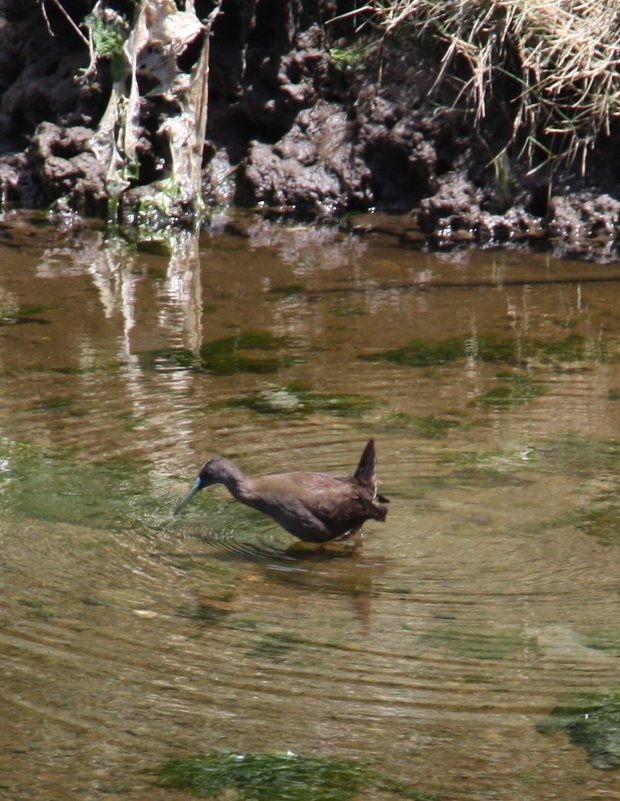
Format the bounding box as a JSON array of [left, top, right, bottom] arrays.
[[1, 224, 620, 801]]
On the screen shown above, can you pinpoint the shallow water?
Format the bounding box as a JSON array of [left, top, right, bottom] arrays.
[[1, 213, 620, 800]]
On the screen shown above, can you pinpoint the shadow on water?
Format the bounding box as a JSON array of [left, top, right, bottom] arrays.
[[2, 216, 620, 800]]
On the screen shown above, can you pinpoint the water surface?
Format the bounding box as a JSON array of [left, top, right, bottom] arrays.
[[0, 213, 619, 800]]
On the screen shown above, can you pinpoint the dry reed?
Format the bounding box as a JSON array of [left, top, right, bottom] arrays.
[[367, 0, 620, 172]]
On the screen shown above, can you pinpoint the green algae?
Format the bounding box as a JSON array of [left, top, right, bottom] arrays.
[[330, 301, 368, 317], [266, 283, 307, 299], [537, 690, 620, 769], [156, 751, 438, 801], [138, 331, 296, 375], [472, 376, 545, 409], [377, 412, 462, 437], [31, 396, 86, 415], [137, 347, 199, 371], [537, 435, 620, 474], [0, 437, 162, 532], [199, 331, 294, 375], [17, 597, 54, 620], [177, 602, 232, 627], [412, 414, 462, 437], [248, 631, 307, 660], [363, 338, 466, 367], [362, 333, 601, 370], [575, 494, 620, 545], [579, 630, 620, 657], [0, 304, 55, 325], [212, 383, 376, 418], [419, 625, 528, 660]]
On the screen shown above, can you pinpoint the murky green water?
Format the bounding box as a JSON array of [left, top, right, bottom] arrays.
[[1, 212, 620, 800]]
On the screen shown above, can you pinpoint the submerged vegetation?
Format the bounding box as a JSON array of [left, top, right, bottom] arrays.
[[538, 689, 620, 769], [212, 383, 376, 417], [472, 375, 545, 410], [156, 751, 438, 800], [419, 625, 528, 660], [363, 334, 597, 369], [138, 331, 294, 375], [575, 489, 620, 545], [0, 437, 167, 533]]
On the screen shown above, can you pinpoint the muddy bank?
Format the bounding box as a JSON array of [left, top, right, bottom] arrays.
[[1, 0, 620, 260]]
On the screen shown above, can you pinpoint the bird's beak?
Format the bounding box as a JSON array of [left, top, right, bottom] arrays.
[[174, 478, 202, 515]]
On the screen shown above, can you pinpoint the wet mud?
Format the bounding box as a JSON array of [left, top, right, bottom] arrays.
[[2, 1, 620, 260]]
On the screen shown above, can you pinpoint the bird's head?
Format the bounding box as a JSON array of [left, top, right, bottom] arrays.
[[174, 456, 233, 515]]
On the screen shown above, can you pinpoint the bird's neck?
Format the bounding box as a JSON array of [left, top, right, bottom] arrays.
[[217, 460, 253, 502]]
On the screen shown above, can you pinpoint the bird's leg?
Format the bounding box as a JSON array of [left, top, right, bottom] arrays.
[[335, 526, 363, 549]]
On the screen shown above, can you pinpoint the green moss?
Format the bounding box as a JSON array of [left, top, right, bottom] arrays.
[[213, 383, 376, 417], [537, 690, 620, 769], [156, 752, 438, 801], [329, 44, 369, 70], [419, 625, 527, 660]]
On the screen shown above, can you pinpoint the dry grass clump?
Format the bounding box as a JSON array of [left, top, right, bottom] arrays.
[[366, 0, 620, 173]]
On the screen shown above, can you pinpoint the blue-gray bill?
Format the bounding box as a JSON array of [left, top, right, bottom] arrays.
[[174, 478, 201, 515]]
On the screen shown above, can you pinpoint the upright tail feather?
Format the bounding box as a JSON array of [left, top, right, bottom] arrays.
[[354, 439, 377, 492]]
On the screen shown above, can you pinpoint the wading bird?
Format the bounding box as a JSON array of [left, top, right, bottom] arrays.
[[174, 439, 389, 543]]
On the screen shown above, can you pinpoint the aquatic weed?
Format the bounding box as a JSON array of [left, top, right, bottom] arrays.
[[377, 412, 462, 437], [537, 689, 620, 769], [419, 625, 528, 660], [213, 383, 376, 417], [156, 751, 438, 800], [0, 437, 161, 532], [579, 630, 620, 657], [248, 631, 307, 659], [362, 338, 466, 367], [575, 494, 620, 545], [362, 334, 603, 370], [471, 376, 545, 409], [138, 332, 295, 375], [199, 331, 294, 375], [177, 602, 232, 627]]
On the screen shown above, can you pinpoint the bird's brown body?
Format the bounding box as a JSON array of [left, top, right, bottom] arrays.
[[175, 439, 388, 543]]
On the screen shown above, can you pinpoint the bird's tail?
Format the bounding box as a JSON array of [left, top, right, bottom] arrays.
[[354, 439, 377, 491]]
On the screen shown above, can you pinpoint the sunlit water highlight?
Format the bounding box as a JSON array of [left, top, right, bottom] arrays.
[[0, 214, 619, 800]]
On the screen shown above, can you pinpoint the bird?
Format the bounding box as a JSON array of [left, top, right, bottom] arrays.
[[174, 439, 389, 543]]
